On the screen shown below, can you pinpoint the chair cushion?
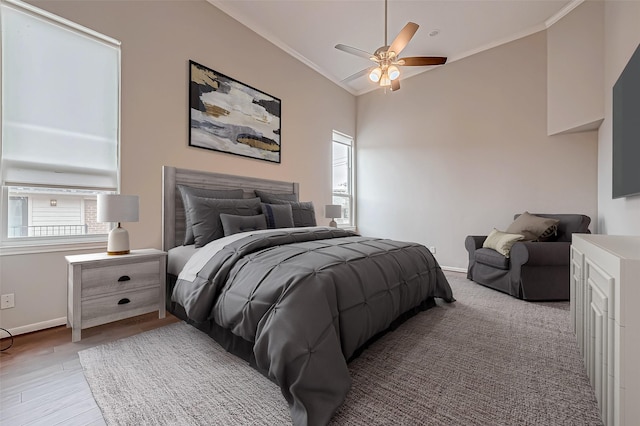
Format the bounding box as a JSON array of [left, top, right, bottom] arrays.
[[475, 247, 510, 270]]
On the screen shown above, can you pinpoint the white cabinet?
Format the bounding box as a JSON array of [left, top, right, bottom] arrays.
[[571, 234, 640, 426], [66, 249, 167, 342]]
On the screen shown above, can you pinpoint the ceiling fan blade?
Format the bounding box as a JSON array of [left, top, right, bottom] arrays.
[[335, 44, 376, 61], [342, 68, 370, 83], [398, 56, 447, 66], [387, 22, 419, 57], [391, 79, 400, 91]]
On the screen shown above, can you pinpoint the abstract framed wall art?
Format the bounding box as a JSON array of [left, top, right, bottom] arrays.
[[189, 60, 281, 163]]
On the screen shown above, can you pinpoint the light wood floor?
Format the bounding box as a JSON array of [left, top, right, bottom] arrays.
[[0, 313, 180, 426]]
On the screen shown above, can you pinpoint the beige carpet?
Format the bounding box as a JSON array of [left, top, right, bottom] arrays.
[[79, 272, 603, 425]]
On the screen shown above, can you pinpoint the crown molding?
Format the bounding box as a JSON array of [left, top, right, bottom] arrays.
[[208, 0, 585, 97], [353, 21, 549, 96], [207, 0, 358, 96], [545, 0, 585, 28]]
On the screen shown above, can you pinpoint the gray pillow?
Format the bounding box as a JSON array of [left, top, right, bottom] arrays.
[[261, 203, 294, 229], [187, 196, 261, 247], [178, 185, 245, 245], [255, 189, 298, 203], [506, 212, 560, 242], [267, 200, 316, 227], [220, 214, 267, 236]]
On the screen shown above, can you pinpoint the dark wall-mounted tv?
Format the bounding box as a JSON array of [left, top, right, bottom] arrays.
[[612, 43, 640, 199]]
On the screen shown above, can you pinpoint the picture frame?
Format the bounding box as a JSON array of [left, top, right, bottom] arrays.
[[189, 60, 281, 163]]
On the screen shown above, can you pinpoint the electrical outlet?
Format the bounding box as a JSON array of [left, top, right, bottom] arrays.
[[429, 246, 436, 254], [1, 293, 15, 309]]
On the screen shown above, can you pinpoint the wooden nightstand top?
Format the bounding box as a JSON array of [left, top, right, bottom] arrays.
[[65, 248, 166, 264]]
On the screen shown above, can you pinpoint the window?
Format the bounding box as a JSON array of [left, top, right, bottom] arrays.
[[332, 131, 354, 227], [6, 187, 111, 238], [1, 0, 121, 245]]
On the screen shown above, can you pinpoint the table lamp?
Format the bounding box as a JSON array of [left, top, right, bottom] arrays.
[[325, 204, 342, 228], [97, 194, 139, 255]]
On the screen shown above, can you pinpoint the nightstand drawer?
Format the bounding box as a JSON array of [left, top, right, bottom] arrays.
[[81, 260, 160, 298], [81, 287, 160, 328]]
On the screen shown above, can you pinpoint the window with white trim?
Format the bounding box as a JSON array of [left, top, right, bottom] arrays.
[[332, 131, 354, 227], [1, 0, 121, 245]]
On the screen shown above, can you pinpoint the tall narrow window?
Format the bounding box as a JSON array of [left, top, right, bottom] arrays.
[[332, 131, 354, 227], [1, 0, 121, 244]]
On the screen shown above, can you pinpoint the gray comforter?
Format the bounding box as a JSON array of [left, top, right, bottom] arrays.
[[172, 227, 454, 425]]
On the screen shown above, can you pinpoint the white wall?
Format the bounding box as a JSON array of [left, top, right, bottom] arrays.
[[547, 0, 604, 135], [0, 0, 355, 333], [356, 31, 598, 270], [596, 0, 640, 235]]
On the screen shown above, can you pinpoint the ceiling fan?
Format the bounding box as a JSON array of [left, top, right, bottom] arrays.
[[335, 0, 447, 92]]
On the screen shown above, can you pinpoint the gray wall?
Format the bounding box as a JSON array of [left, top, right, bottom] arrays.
[[356, 30, 598, 270]]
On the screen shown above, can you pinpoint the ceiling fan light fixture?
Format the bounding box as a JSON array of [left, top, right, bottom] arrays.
[[379, 72, 391, 87], [388, 65, 400, 80], [369, 67, 382, 82], [335, 0, 448, 93]]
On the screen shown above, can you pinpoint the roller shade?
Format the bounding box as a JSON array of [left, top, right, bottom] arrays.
[[1, 1, 120, 189]]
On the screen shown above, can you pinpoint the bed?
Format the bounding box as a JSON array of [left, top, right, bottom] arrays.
[[162, 166, 454, 426]]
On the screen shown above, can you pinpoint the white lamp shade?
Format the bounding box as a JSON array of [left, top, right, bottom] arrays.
[[97, 194, 139, 223], [325, 205, 341, 228], [325, 205, 342, 219], [97, 194, 139, 255], [369, 67, 382, 83], [388, 65, 400, 80]]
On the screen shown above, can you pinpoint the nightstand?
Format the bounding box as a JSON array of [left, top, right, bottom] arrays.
[[66, 249, 167, 342]]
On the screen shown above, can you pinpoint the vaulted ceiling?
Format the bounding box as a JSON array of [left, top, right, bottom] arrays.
[[210, 0, 578, 95]]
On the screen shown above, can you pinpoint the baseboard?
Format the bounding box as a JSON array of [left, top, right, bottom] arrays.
[[5, 317, 67, 336], [5, 269, 467, 336], [442, 266, 467, 273]]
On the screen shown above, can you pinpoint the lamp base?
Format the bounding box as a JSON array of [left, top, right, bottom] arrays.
[[329, 219, 337, 228], [107, 249, 130, 256], [107, 225, 130, 255]]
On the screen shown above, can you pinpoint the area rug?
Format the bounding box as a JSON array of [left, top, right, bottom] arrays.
[[78, 272, 603, 425]]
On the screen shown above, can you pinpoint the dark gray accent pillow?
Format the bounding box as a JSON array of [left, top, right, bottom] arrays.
[[187, 196, 261, 247], [536, 224, 559, 242], [254, 189, 298, 203], [261, 203, 294, 229], [268, 200, 316, 227], [220, 214, 267, 236], [178, 185, 245, 245]]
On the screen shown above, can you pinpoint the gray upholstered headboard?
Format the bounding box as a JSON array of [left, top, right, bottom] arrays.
[[162, 166, 299, 251]]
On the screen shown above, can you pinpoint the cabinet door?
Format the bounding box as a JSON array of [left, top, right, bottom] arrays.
[[585, 259, 615, 426], [571, 246, 584, 341], [588, 280, 608, 422]]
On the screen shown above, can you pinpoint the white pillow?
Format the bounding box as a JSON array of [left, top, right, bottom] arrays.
[[483, 228, 524, 257]]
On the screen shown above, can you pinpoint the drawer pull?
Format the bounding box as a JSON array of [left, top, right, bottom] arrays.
[[117, 276, 131, 282], [118, 298, 131, 305]]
